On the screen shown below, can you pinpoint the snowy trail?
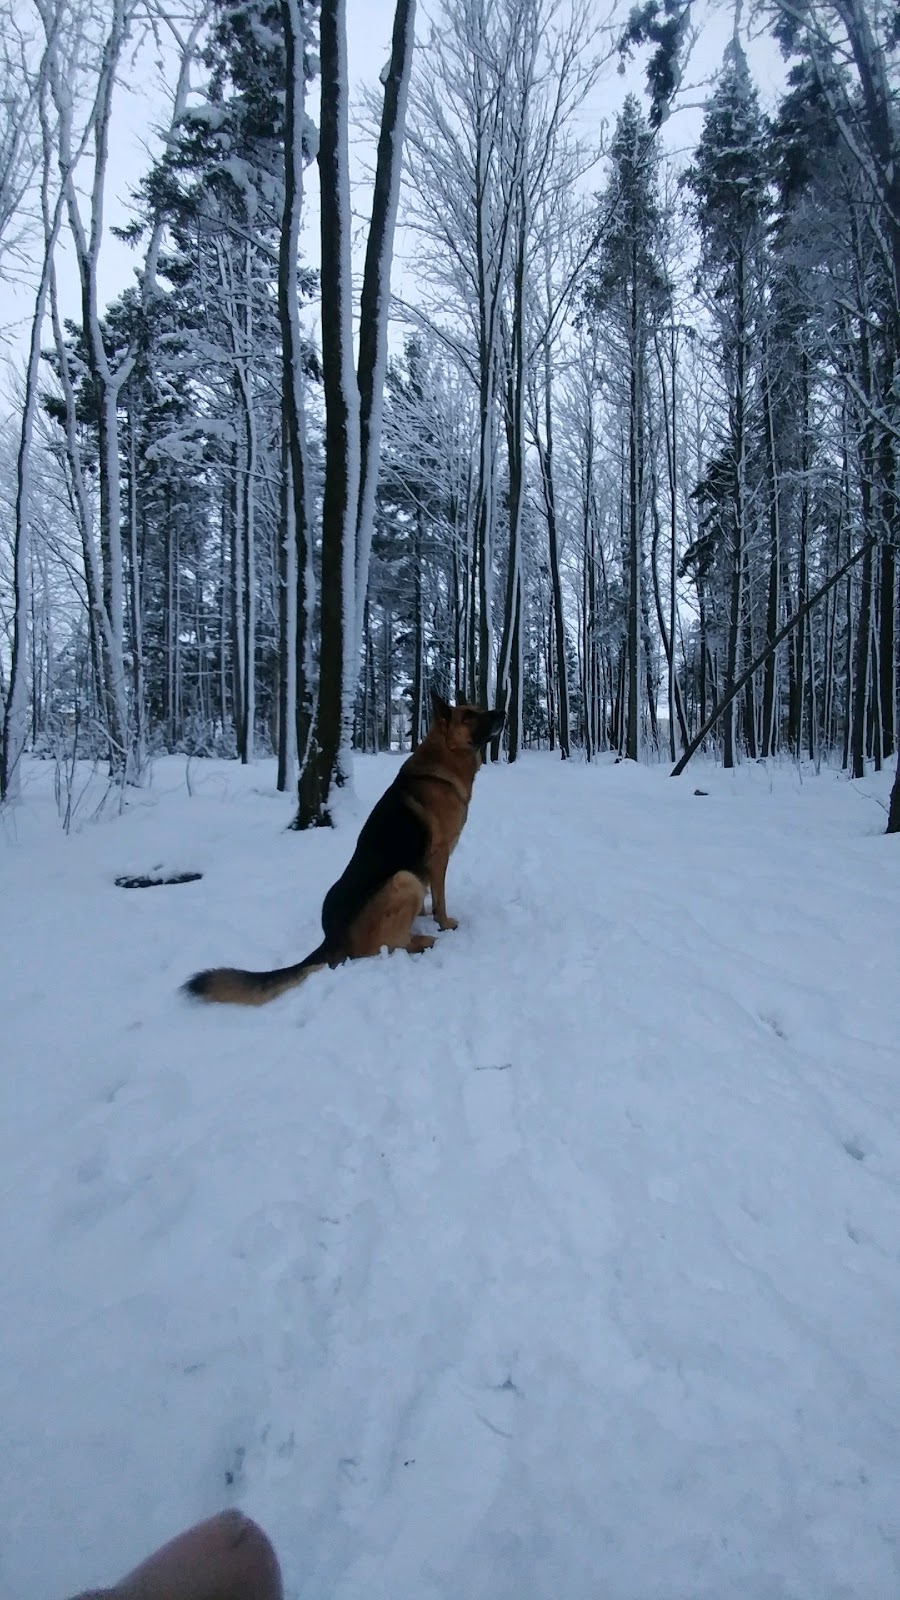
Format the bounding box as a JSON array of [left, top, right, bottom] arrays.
[[1, 754, 899, 1599]]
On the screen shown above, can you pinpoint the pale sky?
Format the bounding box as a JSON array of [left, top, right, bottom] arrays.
[[0, 0, 786, 389], [0, 0, 404, 374]]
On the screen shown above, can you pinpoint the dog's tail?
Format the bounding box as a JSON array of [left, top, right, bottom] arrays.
[[182, 942, 331, 1006]]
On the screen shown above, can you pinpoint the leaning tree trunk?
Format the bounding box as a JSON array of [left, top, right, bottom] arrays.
[[673, 534, 879, 777]]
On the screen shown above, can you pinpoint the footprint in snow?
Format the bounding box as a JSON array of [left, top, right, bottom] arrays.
[[64, 1160, 195, 1244], [463, 1060, 521, 1170], [760, 1012, 788, 1041]]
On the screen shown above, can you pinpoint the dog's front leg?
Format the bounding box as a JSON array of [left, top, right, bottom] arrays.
[[430, 850, 458, 931]]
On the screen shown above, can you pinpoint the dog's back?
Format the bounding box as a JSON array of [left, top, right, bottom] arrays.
[[321, 769, 431, 949]]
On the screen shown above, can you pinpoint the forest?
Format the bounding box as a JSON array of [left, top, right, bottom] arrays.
[[0, 0, 897, 831]]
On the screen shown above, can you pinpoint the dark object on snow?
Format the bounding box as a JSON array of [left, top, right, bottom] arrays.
[[115, 872, 203, 889], [693, 788, 709, 796]]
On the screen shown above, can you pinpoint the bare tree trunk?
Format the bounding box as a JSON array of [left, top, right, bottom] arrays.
[[546, 600, 556, 750], [125, 403, 145, 769], [792, 506, 809, 761], [495, 197, 527, 762], [1, 52, 66, 800], [540, 346, 571, 759], [47, 254, 120, 769], [851, 545, 874, 778], [649, 451, 688, 755], [466, 515, 478, 701], [354, 0, 416, 638], [219, 485, 230, 742], [296, 0, 360, 827], [276, 423, 297, 791], [653, 326, 688, 759], [279, 0, 316, 777], [642, 587, 660, 751], [451, 529, 464, 700], [626, 299, 641, 761], [888, 743, 900, 833], [382, 605, 393, 749], [722, 248, 752, 771], [878, 532, 896, 761], [822, 524, 839, 751], [236, 355, 257, 764], [581, 446, 595, 761], [165, 500, 175, 744], [411, 507, 426, 745], [230, 435, 247, 760], [361, 595, 374, 752], [760, 342, 781, 758], [44, 0, 136, 775], [36, 0, 202, 779], [475, 352, 498, 707]]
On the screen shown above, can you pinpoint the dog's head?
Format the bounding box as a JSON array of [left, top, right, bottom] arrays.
[[430, 690, 505, 755]]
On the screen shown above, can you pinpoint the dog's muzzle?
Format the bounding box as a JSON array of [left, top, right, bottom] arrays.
[[477, 711, 505, 747]]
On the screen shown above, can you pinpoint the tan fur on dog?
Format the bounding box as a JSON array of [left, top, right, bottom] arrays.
[[183, 692, 504, 1005]]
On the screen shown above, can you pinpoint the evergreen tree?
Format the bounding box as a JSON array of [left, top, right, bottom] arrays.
[[686, 42, 771, 767], [583, 95, 670, 759]]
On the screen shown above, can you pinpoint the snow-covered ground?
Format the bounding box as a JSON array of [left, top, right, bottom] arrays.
[[2, 751, 899, 1600]]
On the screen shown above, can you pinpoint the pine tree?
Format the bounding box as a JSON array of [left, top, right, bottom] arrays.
[[583, 95, 670, 760], [686, 42, 771, 768]]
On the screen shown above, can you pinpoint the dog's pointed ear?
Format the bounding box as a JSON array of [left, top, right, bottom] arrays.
[[430, 688, 452, 726]]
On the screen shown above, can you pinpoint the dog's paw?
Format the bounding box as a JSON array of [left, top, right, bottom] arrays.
[[436, 915, 459, 932]]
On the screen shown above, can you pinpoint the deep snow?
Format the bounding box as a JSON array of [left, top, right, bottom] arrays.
[[1, 751, 899, 1600]]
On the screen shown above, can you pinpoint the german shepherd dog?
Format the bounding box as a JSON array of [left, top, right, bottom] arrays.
[[183, 692, 504, 1006]]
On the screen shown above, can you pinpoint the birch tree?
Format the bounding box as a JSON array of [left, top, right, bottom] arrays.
[[41, 0, 140, 776], [403, 0, 524, 707], [1, 11, 63, 800], [0, 0, 41, 279], [33, 0, 207, 779]]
